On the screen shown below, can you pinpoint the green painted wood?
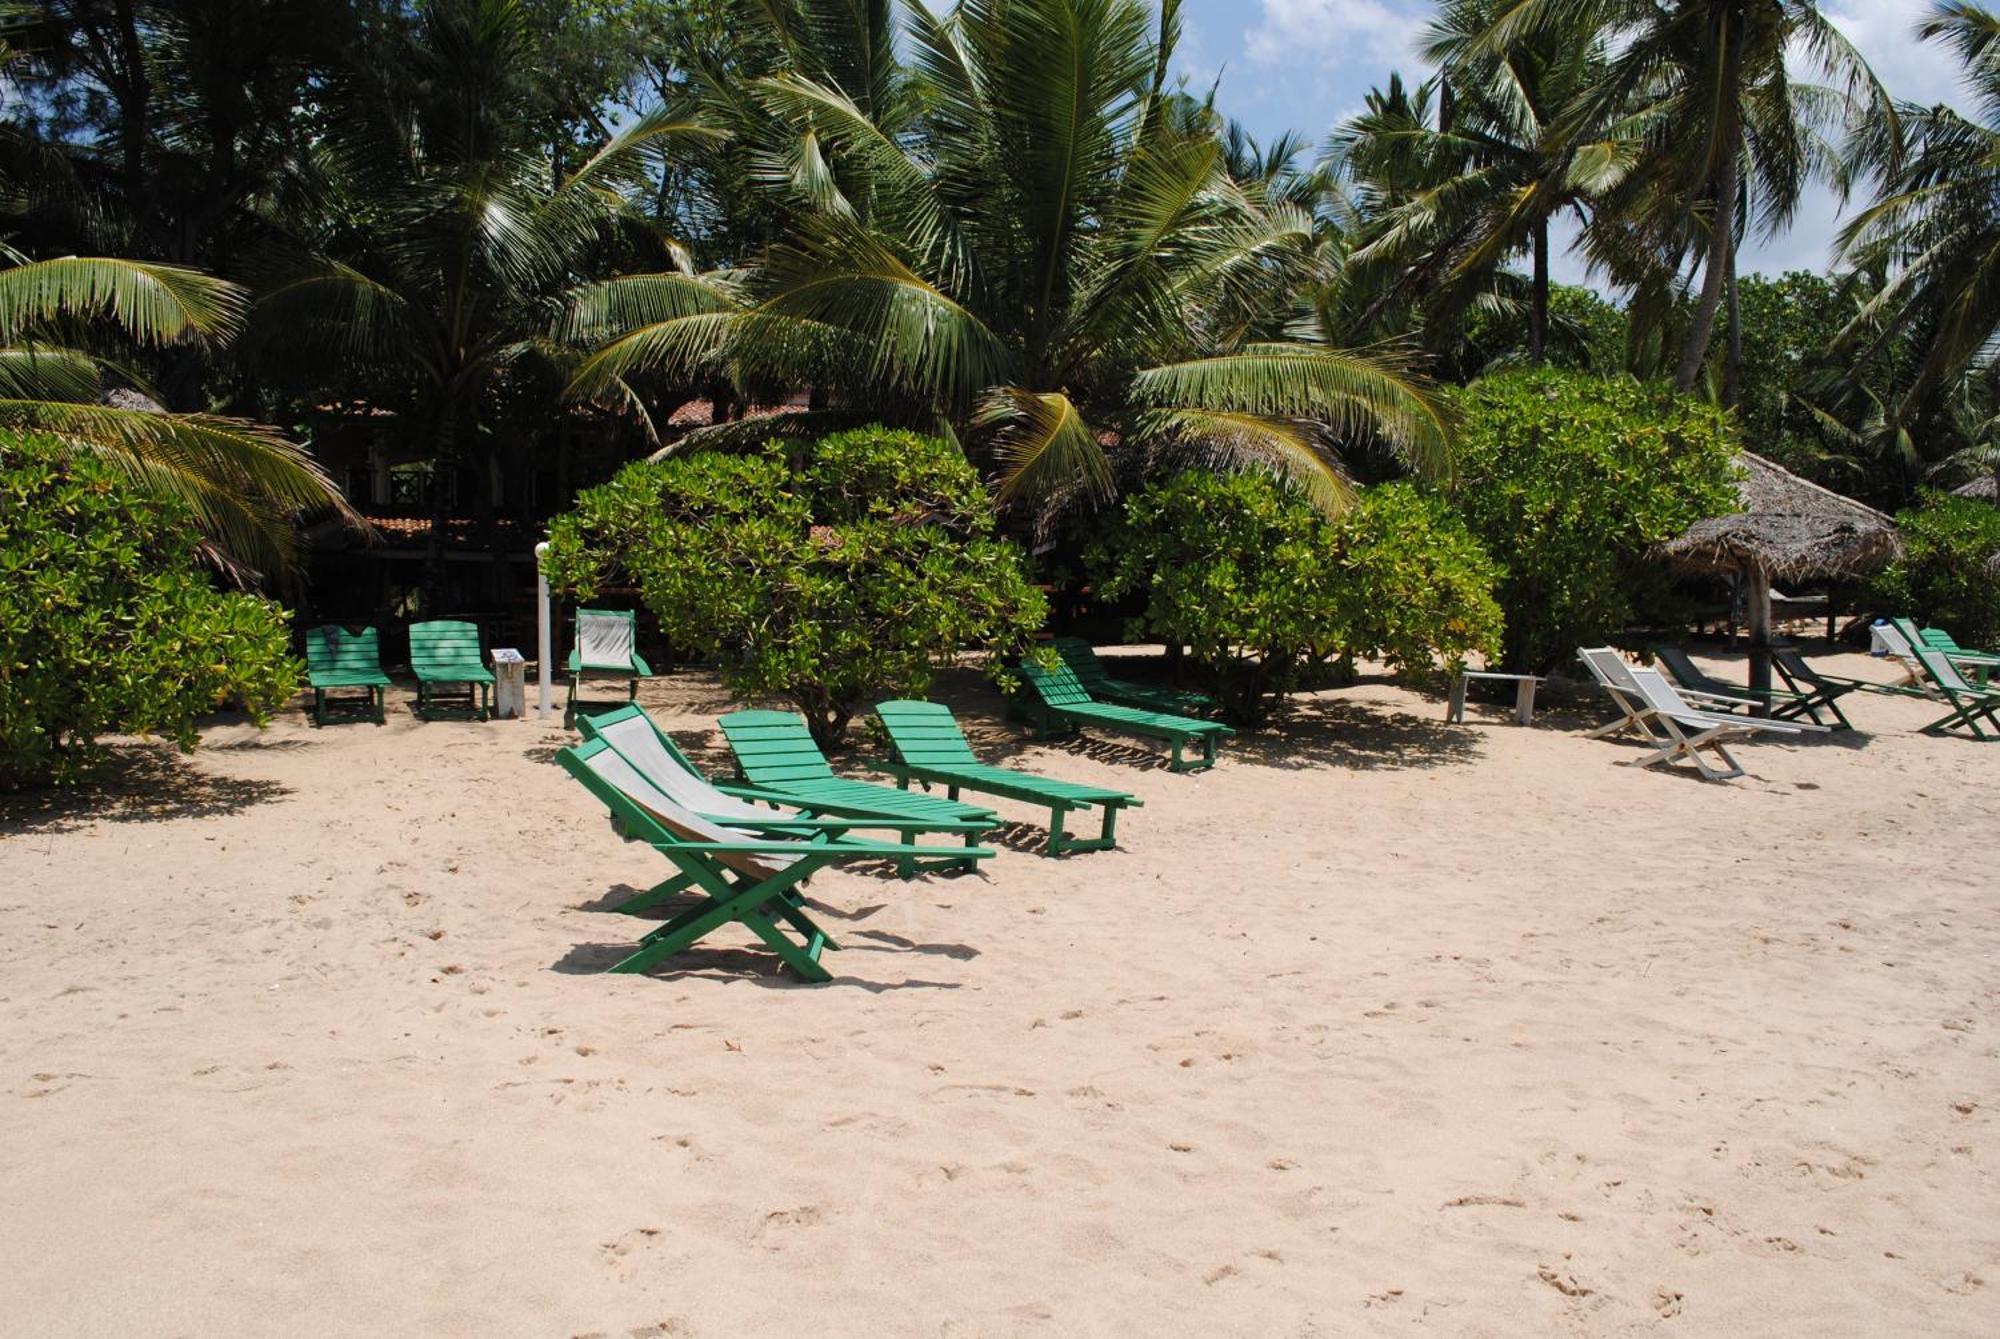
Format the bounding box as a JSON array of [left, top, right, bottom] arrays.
[[1018, 660, 1232, 772], [1053, 638, 1214, 715], [408, 619, 493, 720], [304, 624, 390, 726]]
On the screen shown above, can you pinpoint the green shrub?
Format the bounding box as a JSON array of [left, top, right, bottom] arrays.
[[1087, 472, 1502, 724], [1873, 491, 2000, 646], [0, 430, 300, 789], [542, 426, 1047, 747], [1442, 370, 1740, 671]]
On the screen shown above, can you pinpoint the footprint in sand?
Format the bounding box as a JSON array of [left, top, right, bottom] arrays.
[[1653, 1288, 1684, 1318]]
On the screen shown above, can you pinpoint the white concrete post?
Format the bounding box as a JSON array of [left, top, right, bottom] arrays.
[[534, 541, 553, 721]]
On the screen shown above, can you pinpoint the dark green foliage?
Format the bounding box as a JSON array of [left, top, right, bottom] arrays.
[[0, 430, 300, 789], [1873, 493, 2000, 649], [1088, 471, 1502, 724], [543, 426, 1047, 747], [1443, 370, 1740, 672]]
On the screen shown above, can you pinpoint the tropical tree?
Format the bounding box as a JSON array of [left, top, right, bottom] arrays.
[[1838, 3, 2000, 452], [570, 0, 1450, 517], [1468, 0, 1887, 395], [0, 250, 352, 578], [250, 0, 713, 600]]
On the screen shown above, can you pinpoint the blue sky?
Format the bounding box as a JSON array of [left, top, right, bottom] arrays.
[[1172, 0, 1979, 286]]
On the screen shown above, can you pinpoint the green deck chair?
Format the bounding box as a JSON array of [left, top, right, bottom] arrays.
[[1767, 651, 1858, 730], [408, 619, 494, 720], [579, 704, 998, 888], [1017, 659, 1232, 773], [717, 709, 1002, 877], [565, 608, 652, 726], [1906, 644, 2000, 740], [1651, 646, 1836, 726], [867, 700, 1141, 856], [558, 737, 951, 981], [304, 624, 390, 725], [1052, 638, 1215, 716], [1918, 627, 2000, 684]]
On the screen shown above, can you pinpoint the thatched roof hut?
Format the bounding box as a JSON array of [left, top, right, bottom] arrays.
[[1661, 453, 1900, 697], [1660, 452, 1901, 584]]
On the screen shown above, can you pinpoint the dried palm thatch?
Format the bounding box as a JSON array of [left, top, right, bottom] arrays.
[[1659, 452, 1901, 583]]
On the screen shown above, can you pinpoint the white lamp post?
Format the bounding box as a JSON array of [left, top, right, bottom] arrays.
[[534, 540, 553, 721]]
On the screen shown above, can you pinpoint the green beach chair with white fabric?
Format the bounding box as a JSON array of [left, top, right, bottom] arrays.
[[1905, 644, 2000, 740], [566, 608, 651, 726]]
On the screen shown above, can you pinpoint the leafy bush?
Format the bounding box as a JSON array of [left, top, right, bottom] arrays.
[[1087, 472, 1502, 724], [1873, 491, 2000, 647], [542, 426, 1047, 747], [1442, 370, 1740, 671], [0, 430, 300, 789]]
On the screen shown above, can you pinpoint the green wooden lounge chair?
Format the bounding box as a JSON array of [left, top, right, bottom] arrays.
[[304, 624, 390, 725], [409, 618, 494, 720], [565, 608, 652, 726], [578, 704, 998, 886], [866, 700, 1141, 856], [1651, 646, 1839, 727], [1053, 638, 1214, 716], [1767, 651, 1858, 730], [717, 709, 1002, 877], [1017, 659, 1232, 772], [1906, 644, 2000, 740], [559, 737, 965, 981]]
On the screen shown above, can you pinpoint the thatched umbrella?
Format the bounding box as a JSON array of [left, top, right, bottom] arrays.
[[1660, 452, 1900, 700]]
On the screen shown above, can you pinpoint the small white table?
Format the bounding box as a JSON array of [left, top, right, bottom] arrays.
[[1446, 670, 1544, 726], [491, 648, 525, 720]]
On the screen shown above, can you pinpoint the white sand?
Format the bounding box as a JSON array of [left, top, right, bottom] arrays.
[[2, 649, 1996, 1335]]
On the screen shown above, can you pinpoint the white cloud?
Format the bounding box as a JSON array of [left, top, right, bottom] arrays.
[[1824, 0, 1975, 113], [1243, 0, 1430, 69]]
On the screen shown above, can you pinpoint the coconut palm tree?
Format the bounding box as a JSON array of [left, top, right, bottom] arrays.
[[569, 0, 1449, 516], [0, 250, 353, 580], [1838, 3, 2000, 432], [1469, 0, 1886, 394]]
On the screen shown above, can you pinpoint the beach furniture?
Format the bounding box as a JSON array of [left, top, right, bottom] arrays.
[[866, 700, 1141, 856], [1916, 626, 2000, 684], [1652, 646, 1826, 722], [1445, 669, 1544, 725], [559, 737, 959, 981], [409, 619, 494, 720], [1017, 659, 1232, 772], [303, 624, 390, 726], [718, 709, 1001, 876], [578, 704, 998, 886], [1053, 638, 1214, 716], [1623, 667, 1825, 781], [1768, 651, 1858, 730], [1578, 647, 1667, 739], [565, 608, 651, 726], [1905, 644, 2000, 740]]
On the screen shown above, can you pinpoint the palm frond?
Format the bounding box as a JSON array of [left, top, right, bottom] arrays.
[[0, 256, 245, 344], [1127, 406, 1357, 515], [976, 385, 1112, 503]]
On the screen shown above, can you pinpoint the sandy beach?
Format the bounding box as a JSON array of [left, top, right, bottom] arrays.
[[2, 647, 1995, 1336]]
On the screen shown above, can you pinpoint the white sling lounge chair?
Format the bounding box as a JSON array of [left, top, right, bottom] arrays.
[[1578, 647, 1665, 740], [1623, 667, 1825, 781]]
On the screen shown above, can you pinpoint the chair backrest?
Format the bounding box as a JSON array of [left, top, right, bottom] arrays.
[[1911, 643, 1981, 695], [1626, 666, 1707, 722], [575, 608, 638, 670], [1052, 638, 1112, 689], [1020, 658, 1094, 706], [1652, 646, 1724, 693], [1578, 646, 1644, 694], [875, 700, 980, 766], [717, 710, 836, 784], [1883, 618, 1926, 662], [408, 619, 483, 672], [306, 624, 383, 677], [581, 706, 780, 825], [559, 738, 792, 878], [1921, 627, 1964, 654], [1771, 649, 1823, 684]]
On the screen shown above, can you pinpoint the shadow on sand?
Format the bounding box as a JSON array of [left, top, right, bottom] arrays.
[[0, 744, 293, 837]]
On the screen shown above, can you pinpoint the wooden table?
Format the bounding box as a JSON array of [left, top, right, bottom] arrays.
[[1446, 670, 1545, 726]]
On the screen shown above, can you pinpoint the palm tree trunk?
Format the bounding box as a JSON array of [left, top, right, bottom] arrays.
[[1674, 148, 1738, 392], [1529, 220, 1550, 368], [1722, 259, 1742, 409], [425, 415, 457, 613]]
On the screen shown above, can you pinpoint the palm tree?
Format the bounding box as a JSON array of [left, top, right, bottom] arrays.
[[1838, 3, 2000, 436], [0, 250, 353, 579], [1470, 0, 1886, 394], [251, 0, 713, 602], [569, 0, 1449, 517]]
